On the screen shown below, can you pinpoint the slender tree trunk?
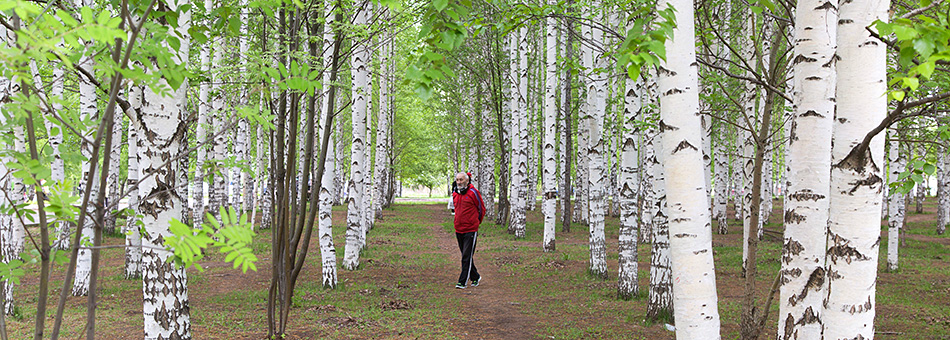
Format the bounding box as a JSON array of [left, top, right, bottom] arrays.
[[777, 0, 835, 338], [915, 145, 925, 213], [343, 1, 370, 270], [542, 4, 558, 252], [210, 22, 227, 216], [887, 136, 906, 271], [560, 8, 574, 232], [937, 150, 949, 235], [646, 130, 672, 321], [586, 3, 607, 279], [0, 63, 26, 314], [657, 0, 722, 336], [509, 27, 528, 238], [374, 11, 391, 221], [319, 1, 338, 286], [125, 85, 144, 279], [617, 59, 642, 299], [139, 1, 192, 337], [73, 41, 98, 297], [48, 64, 69, 250], [821, 0, 888, 338], [639, 71, 658, 244], [105, 104, 122, 235]]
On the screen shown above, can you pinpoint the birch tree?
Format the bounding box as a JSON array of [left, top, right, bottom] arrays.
[[938, 150, 949, 234], [125, 85, 144, 279], [137, 0, 192, 337], [72, 5, 98, 294], [542, 2, 557, 252], [887, 136, 906, 271], [777, 0, 836, 337], [586, 2, 607, 280], [646, 128, 672, 321], [344, 1, 370, 270], [510, 26, 528, 239], [374, 12, 392, 221], [617, 56, 642, 299], [822, 0, 888, 338], [657, 0, 721, 335]]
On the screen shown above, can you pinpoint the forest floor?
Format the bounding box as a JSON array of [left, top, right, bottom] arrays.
[[5, 197, 950, 339]]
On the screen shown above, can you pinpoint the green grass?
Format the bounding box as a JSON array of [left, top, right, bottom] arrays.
[[4, 199, 948, 339]]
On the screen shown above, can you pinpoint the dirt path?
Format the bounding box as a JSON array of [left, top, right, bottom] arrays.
[[420, 204, 540, 339]]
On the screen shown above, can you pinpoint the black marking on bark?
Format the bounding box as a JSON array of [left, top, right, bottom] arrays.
[[801, 110, 825, 118], [783, 239, 805, 257], [785, 209, 807, 224], [822, 54, 841, 68], [805, 76, 823, 81], [844, 174, 883, 195], [815, 1, 836, 10], [673, 233, 697, 238], [693, 249, 708, 255], [842, 296, 873, 315], [780, 268, 802, 285], [838, 19, 854, 25], [672, 140, 698, 154], [544, 192, 557, 199], [827, 233, 870, 264], [834, 143, 882, 175], [658, 66, 676, 77], [788, 189, 825, 201], [794, 55, 819, 65], [672, 217, 691, 223], [789, 121, 799, 143], [658, 120, 679, 132], [859, 41, 879, 47], [789, 267, 826, 306], [664, 88, 684, 96]]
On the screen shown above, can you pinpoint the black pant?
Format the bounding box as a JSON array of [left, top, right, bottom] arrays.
[[456, 232, 480, 285]]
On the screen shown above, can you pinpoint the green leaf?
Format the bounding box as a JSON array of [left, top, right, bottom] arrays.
[[892, 25, 918, 40], [433, 0, 448, 12], [922, 163, 936, 175], [916, 60, 936, 79], [913, 38, 936, 58]]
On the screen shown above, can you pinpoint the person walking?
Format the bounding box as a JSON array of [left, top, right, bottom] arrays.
[[452, 171, 485, 289]]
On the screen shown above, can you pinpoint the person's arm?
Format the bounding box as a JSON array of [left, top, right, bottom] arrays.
[[473, 188, 485, 223]]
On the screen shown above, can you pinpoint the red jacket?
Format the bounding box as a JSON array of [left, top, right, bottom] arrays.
[[452, 184, 485, 233]]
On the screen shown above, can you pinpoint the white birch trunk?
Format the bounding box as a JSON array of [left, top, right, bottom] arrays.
[[343, 2, 370, 269], [125, 84, 144, 279], [542, 4, 557, 252], [713, 136, 729, 234], [657, 0, 721, 335], [639, 73, 658, 244], [106, 103, 122, 234], [937, 150, 949, 234], [210, 23, 227, 215], [374, 13, 391, 221], [575, 22, 591, 226], [618, 67, 642, 299], [647, 130, 672, 320], [822, 0, 888, 338], [777, 0, 836, 336], [73, 40, 98, 297], [0, 50, 26, 313], [586, 3, 607, 279], [481, 95, 496, 221], [139, 1, 191, 336], [194, 0, 212, 226], [509, 27, 529, 239], [887, 137, 905, 271], [239, 6, 251, 214]]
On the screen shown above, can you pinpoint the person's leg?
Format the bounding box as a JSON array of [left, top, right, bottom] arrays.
[[456, 232, 467, 286], [469, 232, 480, 284], [457, 232, 476, 285]]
